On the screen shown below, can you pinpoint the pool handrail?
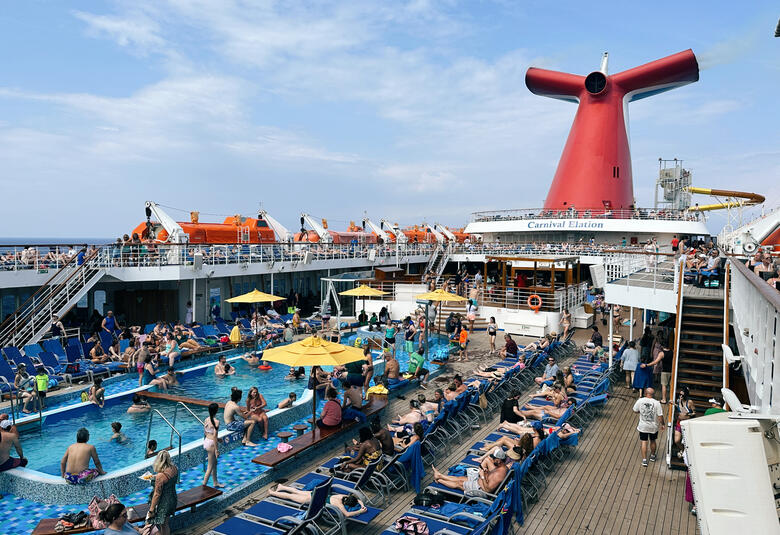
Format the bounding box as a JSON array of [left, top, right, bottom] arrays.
[[171, 402, 204, 447], [146, 408, 182, 473]]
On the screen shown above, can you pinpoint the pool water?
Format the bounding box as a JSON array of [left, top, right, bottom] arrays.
[[167, 357, 306, 409], [18, 355, 308, 475], [22, 397, 211, 475]]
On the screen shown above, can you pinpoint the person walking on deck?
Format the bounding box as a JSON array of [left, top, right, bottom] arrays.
[[633, 387, 664, 467]]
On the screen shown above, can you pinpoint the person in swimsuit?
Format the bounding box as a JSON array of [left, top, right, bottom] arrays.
[[392, 422, 424, 451], [382, 350, 400, 386], [268, 484, 367, 517], [202, 403, 224, 487], [277, 392, 297, 409], [14, 363, 36, 413], [89, 377, 106, 408], [224, 388, 257, 446], [214, 355, 235, 377], [560, 308, 572, 339], [142, 355, 167, 390], [339, 426, 381, 472], [246, 386, 269, 440], [432, 451, 509, 497], [487, 317, 497, 354], [383, 319, 397, 356], [0, 424, 27, 472], [109, 422, 128, 444], [362, 346, 374, 396], [127, 394, 150, 414], [60, 428, 105, 484]]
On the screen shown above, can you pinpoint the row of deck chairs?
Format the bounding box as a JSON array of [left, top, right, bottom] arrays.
[[381, 333, 625, 534]]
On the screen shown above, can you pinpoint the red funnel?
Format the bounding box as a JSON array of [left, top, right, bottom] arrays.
[[526, 50, 699, 211]]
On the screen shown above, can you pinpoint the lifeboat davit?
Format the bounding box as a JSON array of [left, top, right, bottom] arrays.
[[132, 213, 277, 244]]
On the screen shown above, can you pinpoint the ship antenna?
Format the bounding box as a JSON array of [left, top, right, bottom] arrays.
[[600, 52, 609, 75]]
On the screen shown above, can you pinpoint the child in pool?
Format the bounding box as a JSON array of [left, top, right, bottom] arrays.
[[109, 422, 128, 444]]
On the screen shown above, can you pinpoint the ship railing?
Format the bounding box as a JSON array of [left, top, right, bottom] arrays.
[[0, 243, 96, 273], [360, 279, 588, 313], [603, 250, 679, 292], [87, 242, 438, 269], [728, 256, 780, 414], [0, 247, 102, 349], [471, 207, 703, 223], [448, 243, 651, 257]]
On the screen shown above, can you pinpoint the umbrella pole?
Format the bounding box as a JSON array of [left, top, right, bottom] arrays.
[[312, 389, 317, 435]]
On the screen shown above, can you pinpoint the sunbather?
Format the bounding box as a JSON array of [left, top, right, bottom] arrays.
[[432, 450, 509, 497], [393, 422, 424, 451], [268, 484, 367, 517]]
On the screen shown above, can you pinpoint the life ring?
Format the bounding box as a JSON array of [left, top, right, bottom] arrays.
[[258, 365, 272, 370], [527, 294, 542, 313]]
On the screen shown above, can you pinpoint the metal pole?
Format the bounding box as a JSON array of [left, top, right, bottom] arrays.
[[192, 276, 196, 324], [608, 304, 614, 367], [629, 306, 634, 341]]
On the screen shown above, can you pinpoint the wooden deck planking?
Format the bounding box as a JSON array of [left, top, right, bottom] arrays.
[[521, 386, 697, 535]]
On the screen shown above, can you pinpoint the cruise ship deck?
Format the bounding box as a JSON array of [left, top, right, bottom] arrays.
[[182, 330, 698, 535]]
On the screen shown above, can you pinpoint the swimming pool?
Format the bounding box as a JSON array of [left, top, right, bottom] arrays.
[[22, 396, 210, 475], [19, 354, 307, 476]]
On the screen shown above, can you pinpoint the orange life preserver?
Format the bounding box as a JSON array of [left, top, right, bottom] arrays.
[[258, 365, 272, 370], [527, 294, 542, 313]]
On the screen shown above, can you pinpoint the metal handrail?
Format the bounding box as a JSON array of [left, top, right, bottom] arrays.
[[666, 257, 686, 467], [145, 409, 182, 467], [170, 402, 203, 447]]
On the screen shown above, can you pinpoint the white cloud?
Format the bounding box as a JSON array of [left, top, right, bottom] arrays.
[[74, 10, 165, 52]]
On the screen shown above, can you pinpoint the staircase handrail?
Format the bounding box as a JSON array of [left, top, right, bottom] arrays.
[[722, 262, 730, 390], [0, 248, 101, 348], [666, 256, 686, 467]]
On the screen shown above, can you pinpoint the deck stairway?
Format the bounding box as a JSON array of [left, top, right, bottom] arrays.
[[669, 293, 726, 469], [0, 249, 105, 349], [433, 298, 489, 332], [424, 243, 451, 283]]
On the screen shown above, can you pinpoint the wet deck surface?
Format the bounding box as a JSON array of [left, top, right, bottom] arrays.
[[181, 329, 698, 535]]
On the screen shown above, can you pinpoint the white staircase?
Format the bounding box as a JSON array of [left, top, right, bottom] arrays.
[[425, 243, 452, 283], [0, 250, 105, 348]]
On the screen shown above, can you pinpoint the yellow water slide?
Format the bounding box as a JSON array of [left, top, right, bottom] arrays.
[[687, 187, 765, 212]]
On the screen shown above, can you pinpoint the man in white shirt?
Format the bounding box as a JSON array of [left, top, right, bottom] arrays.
[[632, 387, 664, 467]]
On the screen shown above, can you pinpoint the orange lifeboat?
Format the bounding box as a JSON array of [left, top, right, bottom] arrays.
[[132, 213, 277, 244]]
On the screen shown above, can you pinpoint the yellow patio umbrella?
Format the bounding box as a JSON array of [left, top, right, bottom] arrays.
[[225, 289, 284, 303], [414, 288, 467, 302], [261, 335, 368, 433], [339, 284, 388, 321], [339, 284, 388, 297], [225, 289, 284, 351]]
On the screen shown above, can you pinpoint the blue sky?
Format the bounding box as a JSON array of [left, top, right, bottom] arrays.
[[1, 1, 778, 238]]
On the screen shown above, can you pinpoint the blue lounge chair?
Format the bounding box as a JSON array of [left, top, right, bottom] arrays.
[[65, 345, 109, 376], [242, 477, 340, 534], [41, 339, 67, 359], [207, 517, 287, 535], [39, 351, 90, 382], [22, 343, 43, 358], [0, 357, 18, 395]]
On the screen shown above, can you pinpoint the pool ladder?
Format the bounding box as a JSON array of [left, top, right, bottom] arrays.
[[145, 408, 182, 468]]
